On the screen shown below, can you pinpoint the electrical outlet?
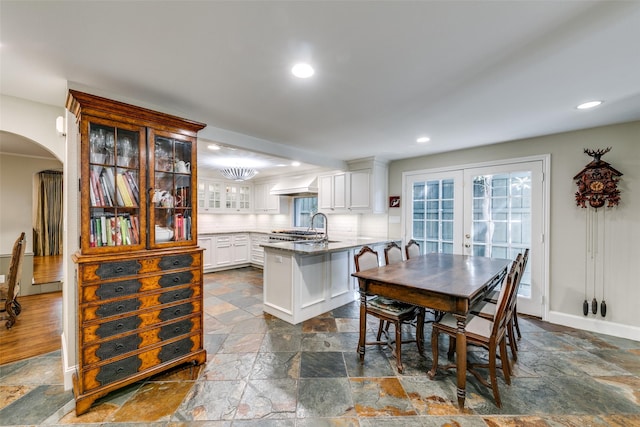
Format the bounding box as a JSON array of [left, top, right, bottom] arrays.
[[0, 274, 5, 283]]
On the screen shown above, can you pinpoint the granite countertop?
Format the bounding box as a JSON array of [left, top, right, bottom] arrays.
[[260, 237, 397, 255]]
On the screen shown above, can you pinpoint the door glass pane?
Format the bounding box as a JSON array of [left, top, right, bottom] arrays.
[[411, 178, 455, 254], [470, 172, 532, 297]]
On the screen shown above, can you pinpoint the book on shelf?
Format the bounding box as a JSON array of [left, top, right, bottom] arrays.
[[111, 216, 121, 246], [98, 170, 113, 207], [89, 213, 139, 247], [116, 173, 135, 207], [170, 213, 192, 241], [89, 220, 96, 247], [130, 215, 140, 245], [90, 169, 105, 206], [124, 171, 140, 204]]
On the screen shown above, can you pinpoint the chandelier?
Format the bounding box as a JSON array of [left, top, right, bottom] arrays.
[[219, 167, 258, 181]]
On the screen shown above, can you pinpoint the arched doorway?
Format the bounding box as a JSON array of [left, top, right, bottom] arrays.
[[0, 131, 63, 363]]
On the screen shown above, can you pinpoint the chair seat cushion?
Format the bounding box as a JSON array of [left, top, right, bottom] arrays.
[[368, 296, 417, 316], [435, 312, 492, 338], [471, 300, 496, 318], [484, 289, 499, 303]]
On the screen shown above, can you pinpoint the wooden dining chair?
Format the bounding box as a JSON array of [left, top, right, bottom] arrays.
[[355, 246, 425, 373], [429, 254, 522, 408], [384, 242, 404, 265], [473, 249, 529, 361], [405, 239, 420, 260], [1, 232, 26, 329]]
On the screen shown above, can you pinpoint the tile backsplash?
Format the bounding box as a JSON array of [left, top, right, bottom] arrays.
[[198, 211, 388, 240]]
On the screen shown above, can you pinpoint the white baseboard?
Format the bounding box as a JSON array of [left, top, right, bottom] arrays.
[[60, 332, 76, 391], [547, 311, 640, 342]]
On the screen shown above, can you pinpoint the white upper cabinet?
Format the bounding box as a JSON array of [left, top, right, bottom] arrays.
[[198, 178, 251, 213], [198, 179, 223, 212], [253, 182, 288, 214], [318, 159, 388, 214], [318, 172, 348, 212]]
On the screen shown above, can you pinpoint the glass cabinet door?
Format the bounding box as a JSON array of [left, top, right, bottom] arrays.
[[149, 129, 197, 247], [208, 181, 222, 210], [83, 119, 146, 252]]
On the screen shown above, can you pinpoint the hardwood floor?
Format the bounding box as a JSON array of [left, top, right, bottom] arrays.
[[32, 254, 64, 285], [0, 291, 62, 365], [0, 254, 66, 364]]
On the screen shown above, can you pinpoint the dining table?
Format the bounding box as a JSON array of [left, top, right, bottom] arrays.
[[351, 252, 511, 408]]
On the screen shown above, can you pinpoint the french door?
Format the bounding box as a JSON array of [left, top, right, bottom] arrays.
[[404, 157, 547, 317]]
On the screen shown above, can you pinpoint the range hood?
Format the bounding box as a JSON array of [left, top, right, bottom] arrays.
[[270, 176, 318, 196]]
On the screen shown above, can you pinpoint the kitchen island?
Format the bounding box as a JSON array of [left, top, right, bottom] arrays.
[[261, 238, 396, 324]]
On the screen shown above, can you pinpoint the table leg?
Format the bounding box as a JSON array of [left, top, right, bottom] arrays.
[[358, 291, 367, 362], [454, 313, 467, 409]]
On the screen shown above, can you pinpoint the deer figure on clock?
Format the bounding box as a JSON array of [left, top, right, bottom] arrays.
[[573, 147, 622, 318]]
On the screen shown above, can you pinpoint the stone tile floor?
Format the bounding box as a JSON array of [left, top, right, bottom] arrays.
[[0, 267, 639, 426]]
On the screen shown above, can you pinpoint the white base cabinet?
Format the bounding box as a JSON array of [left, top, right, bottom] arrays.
[[263, 247, 358, 324], [214, 234, 249, 269], [197, 236, 214, 271], [250, 233, 269, 267], [199, 233, 250, 272]]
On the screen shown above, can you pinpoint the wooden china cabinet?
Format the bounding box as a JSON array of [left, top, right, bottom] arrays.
[[67, 90, 207, 415]]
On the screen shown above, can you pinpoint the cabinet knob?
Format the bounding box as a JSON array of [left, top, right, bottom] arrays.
[[115, 286, 124, 293]]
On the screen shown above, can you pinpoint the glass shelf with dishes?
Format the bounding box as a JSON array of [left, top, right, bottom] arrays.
[[150, 132, 196, 247]]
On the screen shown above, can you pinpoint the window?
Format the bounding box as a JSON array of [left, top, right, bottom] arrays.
[[293, 196, 323, 228]]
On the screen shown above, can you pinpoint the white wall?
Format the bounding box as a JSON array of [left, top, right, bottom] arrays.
[[388, 121, 640, 339], [0, 153, 63, 295], [1, 95, 65, 160]]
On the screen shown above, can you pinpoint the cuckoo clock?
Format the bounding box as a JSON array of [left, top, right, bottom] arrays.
[[573, 147, 622, 209]]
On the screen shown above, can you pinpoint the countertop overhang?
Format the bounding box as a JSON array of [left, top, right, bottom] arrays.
[[260, 238, 397, 254]]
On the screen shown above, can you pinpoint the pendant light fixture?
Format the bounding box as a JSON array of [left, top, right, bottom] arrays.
[[219, 167, 258, 181]]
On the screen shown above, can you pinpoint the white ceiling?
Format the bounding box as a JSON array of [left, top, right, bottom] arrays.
[[2, 1, 639, 176]]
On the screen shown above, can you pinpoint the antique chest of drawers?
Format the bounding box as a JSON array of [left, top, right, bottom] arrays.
[[72, 248, 206, 415]]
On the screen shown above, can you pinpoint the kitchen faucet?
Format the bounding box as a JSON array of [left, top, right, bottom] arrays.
[[309, 212, 329, 243]]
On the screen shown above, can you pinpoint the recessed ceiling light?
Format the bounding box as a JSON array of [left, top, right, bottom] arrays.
[[291, 161, 301, 167], [207, 144, 221, 150], [291, 63, 314, 78], [416, 136, 430, 143], [577, 100, 603, 110]]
